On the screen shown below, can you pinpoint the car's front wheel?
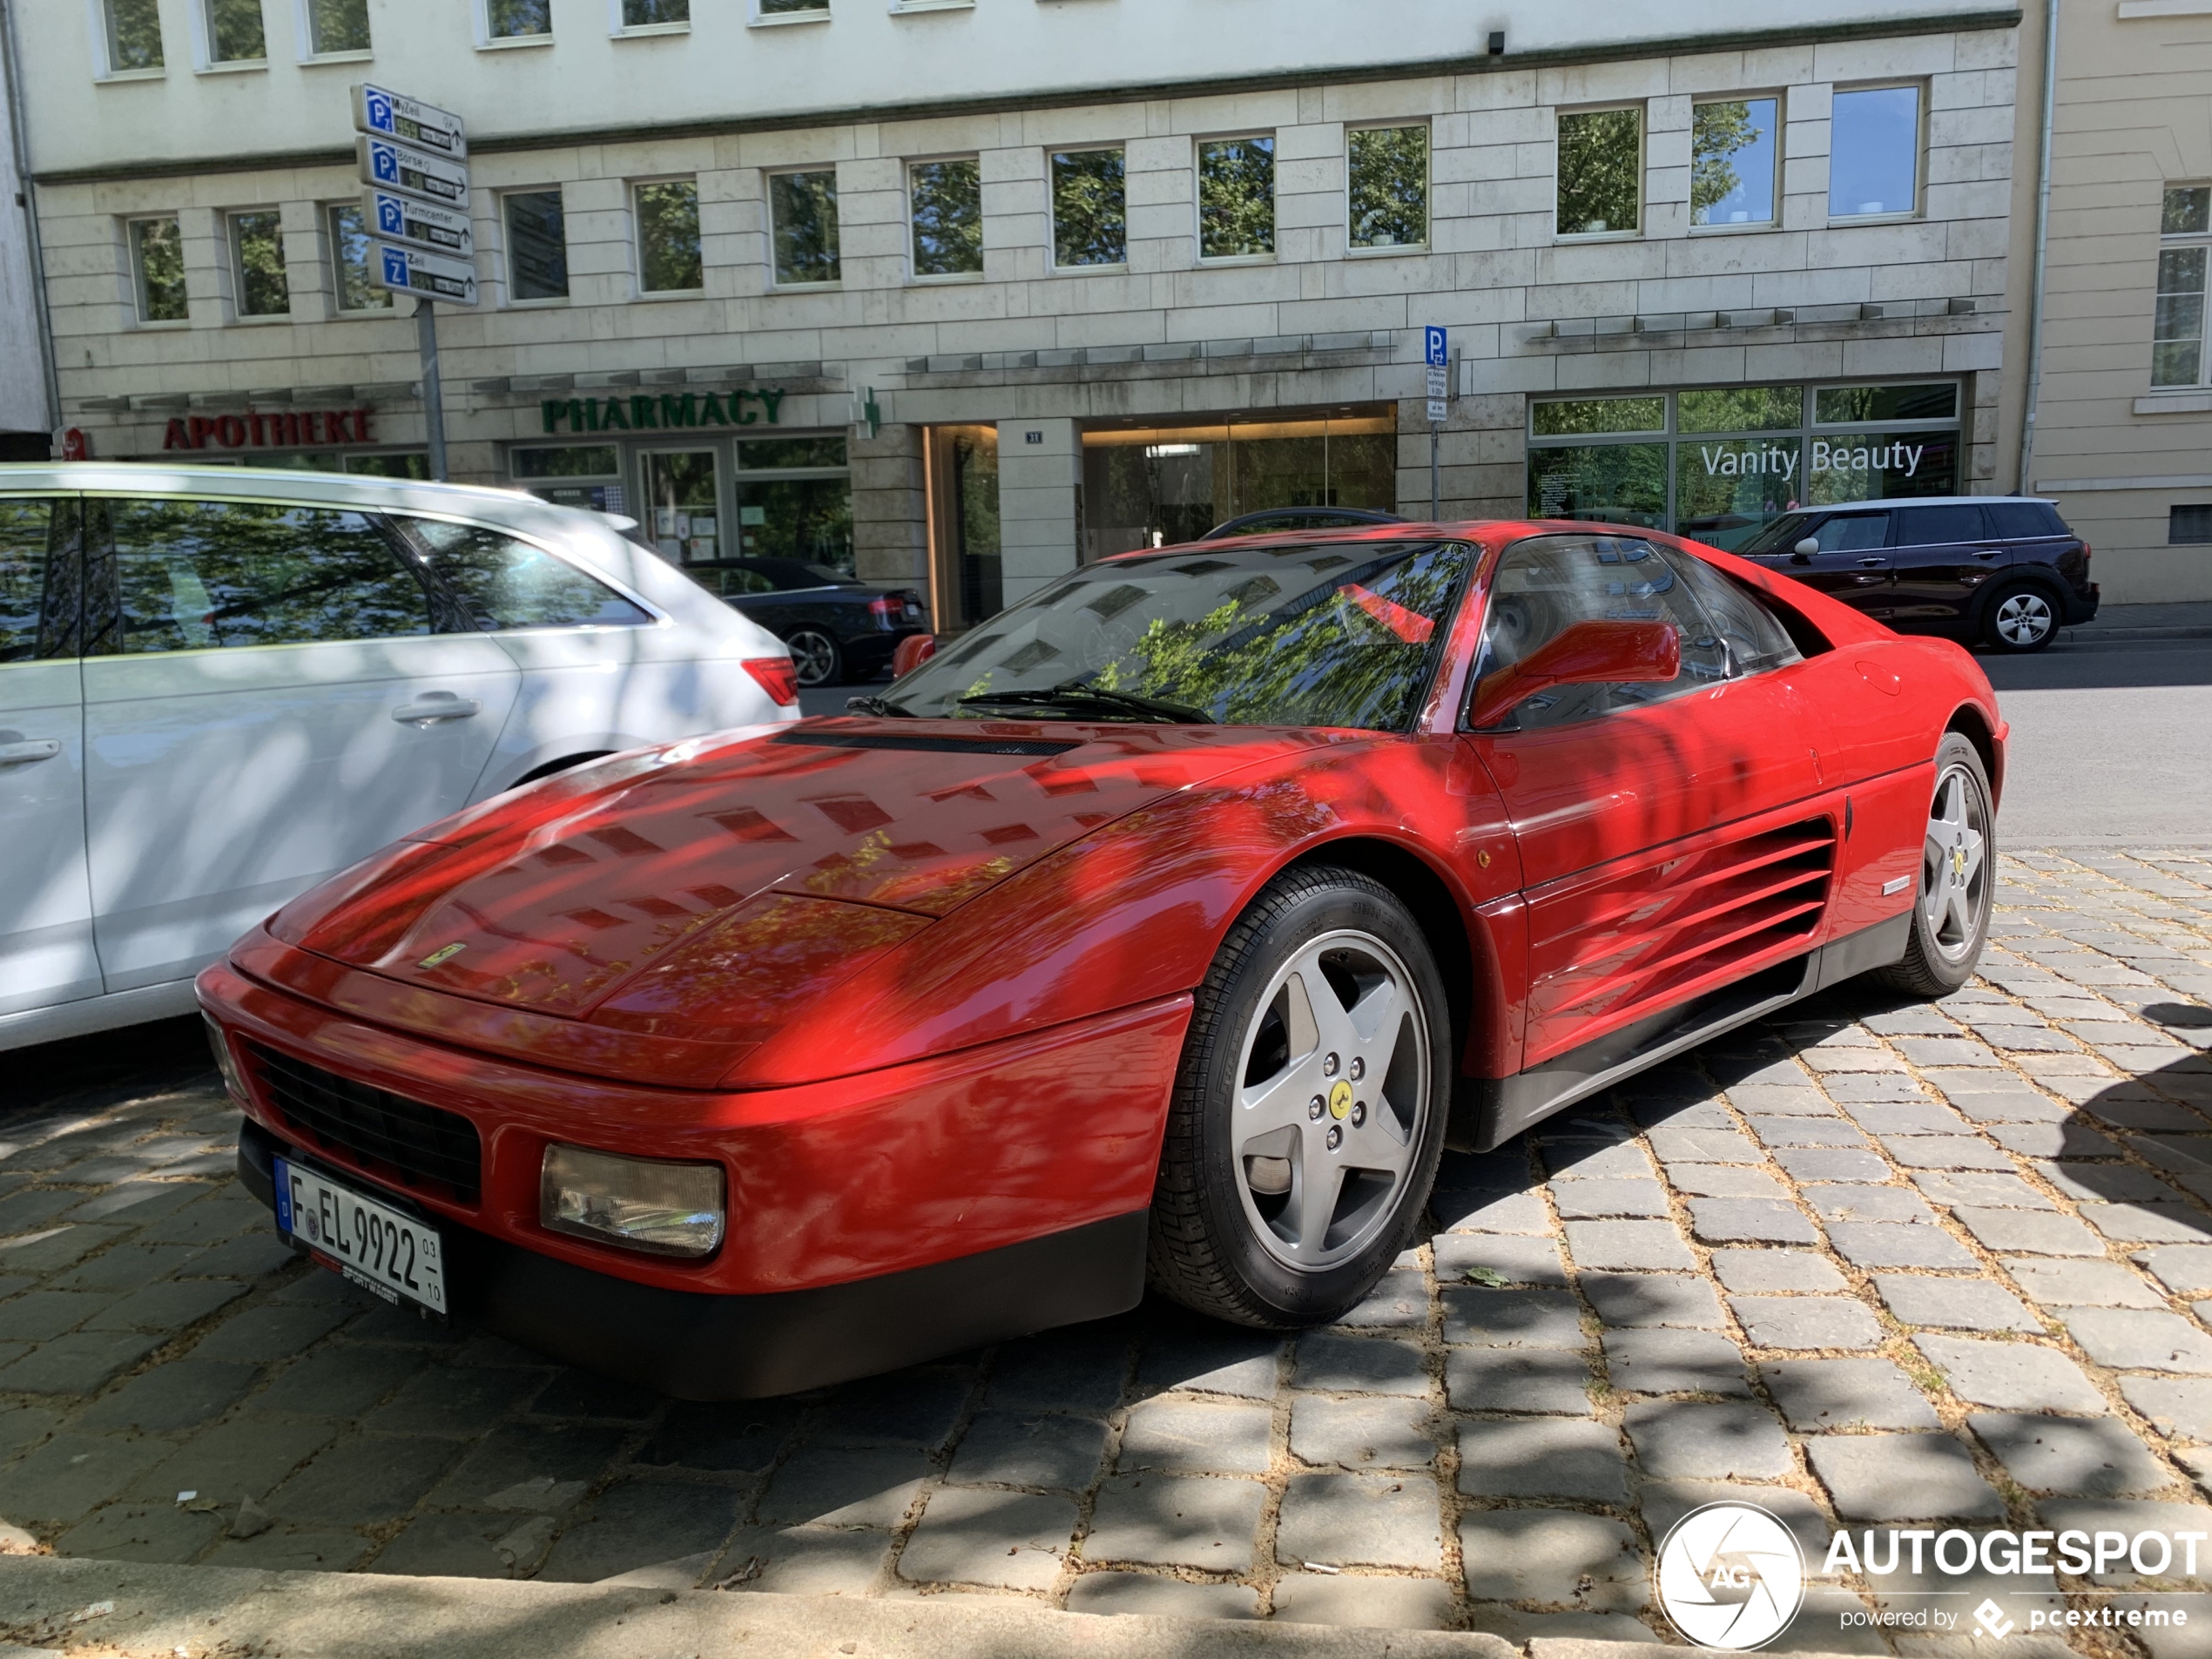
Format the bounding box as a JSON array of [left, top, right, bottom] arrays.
[[1877, 732, 1995, 998], [1148, 866, 1450, 1329], [786, 627, 844, 687], [1982, 583, 2060, 652]]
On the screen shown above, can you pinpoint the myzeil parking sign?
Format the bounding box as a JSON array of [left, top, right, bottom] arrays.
[[365, 189, 474, 260], [352, 84, 467, 158], [375, 243, 478, 307], [357, 135, 469, 209]]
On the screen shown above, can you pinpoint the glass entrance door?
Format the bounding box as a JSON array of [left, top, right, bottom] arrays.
[[643, 449, 721, 564]]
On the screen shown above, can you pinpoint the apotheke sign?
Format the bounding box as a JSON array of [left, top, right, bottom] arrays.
[[160, 408, 378, 452]]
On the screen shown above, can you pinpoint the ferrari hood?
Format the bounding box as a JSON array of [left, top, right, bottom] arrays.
[[273, 719, 1316, 1022]]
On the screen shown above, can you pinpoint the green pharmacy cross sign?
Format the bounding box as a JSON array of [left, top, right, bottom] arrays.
[[542, 389, 787, 434]]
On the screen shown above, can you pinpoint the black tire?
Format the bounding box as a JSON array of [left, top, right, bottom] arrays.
[[786, 628, 844, 687], [1980, 582, 2061, 653], [1876, 732, 1996, 999], [1148, 865, 1451, 1329]]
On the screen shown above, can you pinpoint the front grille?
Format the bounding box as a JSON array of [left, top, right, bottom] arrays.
[[246, 1042, 482, 1205]]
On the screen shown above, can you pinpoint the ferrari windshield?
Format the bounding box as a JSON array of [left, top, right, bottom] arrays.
[[883, 538, 1473, 730]]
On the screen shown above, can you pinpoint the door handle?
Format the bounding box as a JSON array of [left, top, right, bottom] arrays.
[[390, 696, 482, 726], [0, 739, 61, 766], [1856, 557, 1886, 568], [1974, 550, 2002, 560], [1851, 574, 1886, 584]]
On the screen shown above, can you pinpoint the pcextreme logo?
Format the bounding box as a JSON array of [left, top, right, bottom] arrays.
[[1656, 1503, 1805, 1650]]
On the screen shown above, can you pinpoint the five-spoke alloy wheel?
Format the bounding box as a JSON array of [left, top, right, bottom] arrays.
[[1149, 865, 1449, 1328], [786, 627, 844, 687], [1878, 732, 1995, 998], [1983, 584, 2059, 653]]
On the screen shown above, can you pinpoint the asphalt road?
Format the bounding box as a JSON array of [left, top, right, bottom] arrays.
[[1984, 637, 2212, 849]]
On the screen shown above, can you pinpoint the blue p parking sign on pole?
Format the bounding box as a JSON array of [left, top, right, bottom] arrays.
[[1425, 326, 1448, 368], [1423, 326, 1448, 518]]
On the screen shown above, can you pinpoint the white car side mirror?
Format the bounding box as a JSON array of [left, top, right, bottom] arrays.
[[1793, 537, 1820, 559]]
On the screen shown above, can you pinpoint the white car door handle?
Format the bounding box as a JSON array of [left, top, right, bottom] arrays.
[[390, 697, 482, 726], [0, 739, 61, 766]]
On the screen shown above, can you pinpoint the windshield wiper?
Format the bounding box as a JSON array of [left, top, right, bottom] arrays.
[[845, 695, 916, 718], [957, 679, 1212, 725]]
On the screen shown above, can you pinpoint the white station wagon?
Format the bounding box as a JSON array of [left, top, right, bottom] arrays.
[[0, 464, 801, 1051]]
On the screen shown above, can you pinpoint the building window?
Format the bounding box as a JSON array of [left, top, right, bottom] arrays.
[[228, 210, 289, 317], [1347, 125, 1427, 251], [128, 217, 188, 322], [927, 426, 999, 630], [513, 447, 628, 514], [1557, 107, 1641, 237], [770, 170, 840, 285], [505, 190, 569, 300], [1197, 136, 1275, 260], [305, 0, 369, 52], [2170, 504, 2212, 544], [1830, 85, 1921, 218], [755, 0, 826, 17], [1527, 381, 1963, 550], [101, 0, 165, 71], [1051, 147, 1126, 269], [910, 158, 983, 279], [1692, 98, 1777, 227], [485, 0, 551, 39], [619, 0, 688, 24], [327, 204, 390, 312], [204, 0, 266, 62], [635, 180, 702, 294], [2153, 185, 2210, 388]]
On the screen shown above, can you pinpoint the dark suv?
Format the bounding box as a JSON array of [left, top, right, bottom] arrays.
[[1733, 496, 2098, 652]]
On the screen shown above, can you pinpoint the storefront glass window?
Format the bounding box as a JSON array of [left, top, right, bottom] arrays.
[[1528, 381, 1963, 551], [260, 452, 430, 479], [1052, 148, 1126, 267], [130, 217, 187, 323], [1557, 107, 1641, 236], [512, 447, 626, 514], [327, 205, 391, 313], [104, 0, 163, 70], [1348, 125, 1427, 250], [1079, 409, 1396, 556], [910, 158, 983, 278], [1830, 86, 1921, 218], [928, 426, 1001, 629], [1197, 137, 1275, 260], [771, 171, 840, 286], [307, 0, 368, 52], [636, 180, 702, 293], [1691, 98, 1777, 227], [505, 191, 569, 301], [206, 0, 265, 61], [646, 450, 721, 562], [228, 211, 288, 317]]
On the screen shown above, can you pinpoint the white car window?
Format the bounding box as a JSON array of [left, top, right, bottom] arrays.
[[98, 498, 435, 654], [0, 497, 75, 663], [394, 517, 651, 631]]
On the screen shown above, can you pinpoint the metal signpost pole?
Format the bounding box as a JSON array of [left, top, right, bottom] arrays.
[[352, 83, 474, 482], [416, 300, 448, 482], [1423, 326, 1448, 523]]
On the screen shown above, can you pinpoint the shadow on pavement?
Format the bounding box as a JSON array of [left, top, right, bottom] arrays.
[[0, 1015, 212, 1126]]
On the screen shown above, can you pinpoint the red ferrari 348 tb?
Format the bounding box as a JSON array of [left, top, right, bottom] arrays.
[[199, 521, 2002, 1398]]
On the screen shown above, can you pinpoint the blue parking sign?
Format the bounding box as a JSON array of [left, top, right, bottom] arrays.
[[1424, 326, 1448, 368], [381, 246, 409, 287], [376, 194, 403, 236], [370, 140, 398, 185]]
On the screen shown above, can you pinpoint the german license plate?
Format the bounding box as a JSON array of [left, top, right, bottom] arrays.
[[273, 1156, 448, 1316]]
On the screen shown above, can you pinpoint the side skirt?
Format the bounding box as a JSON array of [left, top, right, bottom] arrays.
[[0, 978, 199, 1055], [1453, 909, 1913, 1154]]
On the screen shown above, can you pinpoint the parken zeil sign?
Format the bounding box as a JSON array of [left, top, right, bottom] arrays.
[[542, 392, 788, 433]]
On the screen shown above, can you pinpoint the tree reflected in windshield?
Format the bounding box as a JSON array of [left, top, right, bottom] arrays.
[[887, 539, 1473, 731]]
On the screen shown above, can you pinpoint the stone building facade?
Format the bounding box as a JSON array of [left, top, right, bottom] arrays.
[[17, 0, 2032, 624]]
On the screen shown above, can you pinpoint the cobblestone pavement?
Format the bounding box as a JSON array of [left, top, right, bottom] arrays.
[[5, 848, 2212, 1652]]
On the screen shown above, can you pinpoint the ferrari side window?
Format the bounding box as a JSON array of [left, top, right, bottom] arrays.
[[1468, 534, 1727, 731], [1657, 547, 1803, 676]]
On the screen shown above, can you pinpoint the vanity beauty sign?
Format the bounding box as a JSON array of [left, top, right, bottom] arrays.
[[1697, 440, 1926, 480]]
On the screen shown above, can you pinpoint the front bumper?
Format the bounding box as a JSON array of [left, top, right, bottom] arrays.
[[236, 1116, 1143, 1399]]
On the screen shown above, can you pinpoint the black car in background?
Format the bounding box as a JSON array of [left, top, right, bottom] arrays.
[[1733, 496, 2098, 653], [1202, 507, 1406, 538], [683, 558, 928, 685]]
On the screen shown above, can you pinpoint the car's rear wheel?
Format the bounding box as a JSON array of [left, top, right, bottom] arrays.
[[1982, 583, 2060, 652], [1877, 732, 1995, 998], [786, 628, 844, 687], [1148, 866, 1449, 1329]]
